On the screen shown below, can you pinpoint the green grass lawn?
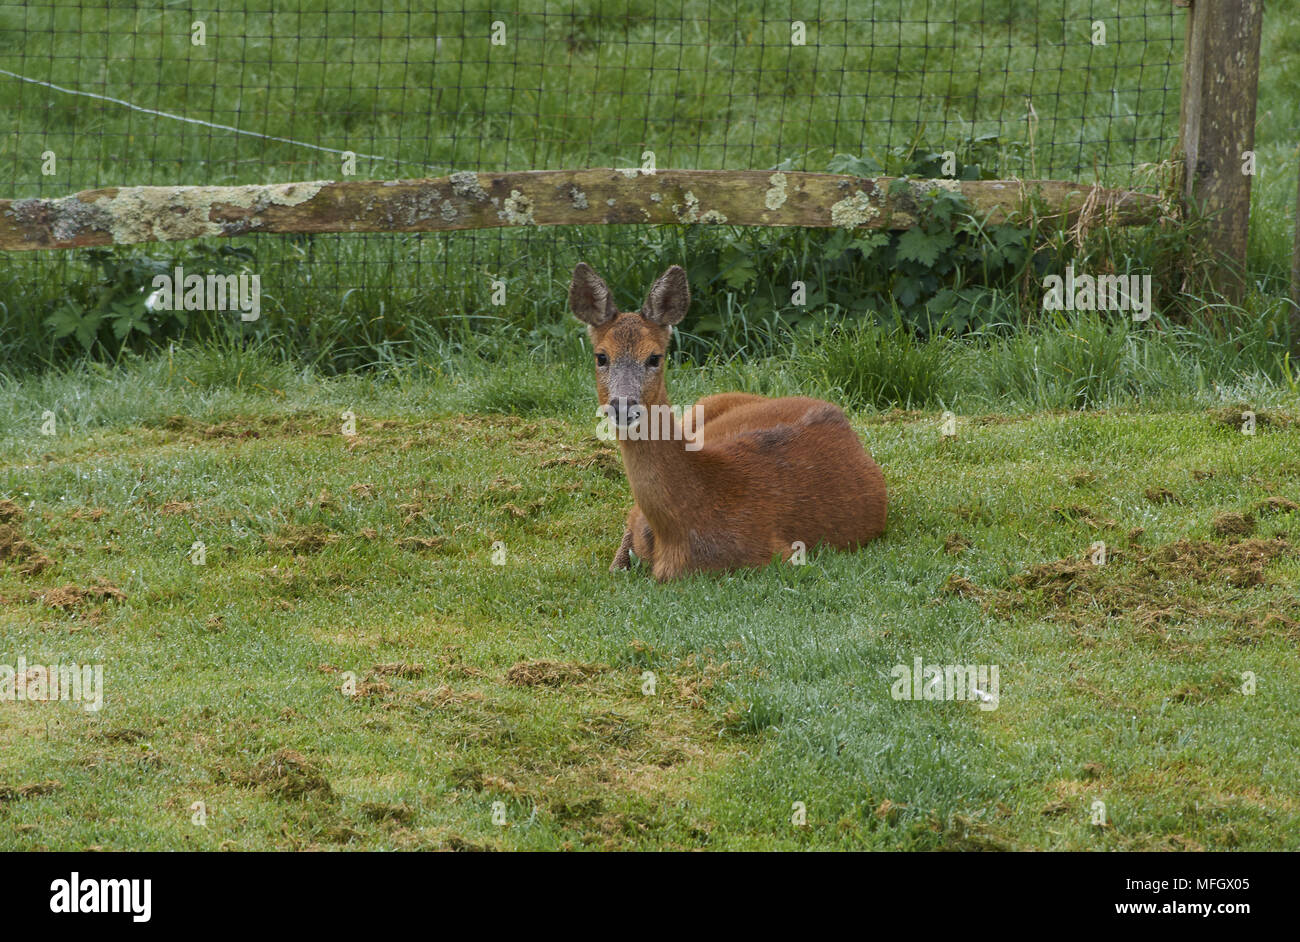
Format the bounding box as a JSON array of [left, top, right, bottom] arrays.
[[2, 0, 1184, 188], [3, 357, 1298, 850]]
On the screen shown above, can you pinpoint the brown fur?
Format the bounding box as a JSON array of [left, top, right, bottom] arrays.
[[571, 263, 887, 581]]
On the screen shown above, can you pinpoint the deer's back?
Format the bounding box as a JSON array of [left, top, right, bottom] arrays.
[[693, 395, 887, 547]]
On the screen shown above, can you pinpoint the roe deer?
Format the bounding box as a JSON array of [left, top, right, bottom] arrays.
[[570, 262, 887, 581]]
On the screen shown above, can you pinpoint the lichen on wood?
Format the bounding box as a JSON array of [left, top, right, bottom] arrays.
[[0, 169, 1163, 251]]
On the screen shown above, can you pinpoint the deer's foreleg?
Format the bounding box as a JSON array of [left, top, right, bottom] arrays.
[[610, 528, 635, 571]]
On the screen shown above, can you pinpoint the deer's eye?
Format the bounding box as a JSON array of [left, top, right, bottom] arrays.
[[645, 354, 662, 368], [595, 352, 609, 367]]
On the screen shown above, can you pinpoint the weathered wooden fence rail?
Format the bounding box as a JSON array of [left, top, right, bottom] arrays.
[[0, 169, 1163, 252]]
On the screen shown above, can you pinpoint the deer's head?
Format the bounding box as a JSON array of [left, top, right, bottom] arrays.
[[569, 262, 689, 428]]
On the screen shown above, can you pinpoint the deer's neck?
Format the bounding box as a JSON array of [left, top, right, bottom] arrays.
[[616, 404, 703, 538]]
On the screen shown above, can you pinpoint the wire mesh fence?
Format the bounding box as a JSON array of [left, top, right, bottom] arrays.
[[1, 1, 1184, 357]]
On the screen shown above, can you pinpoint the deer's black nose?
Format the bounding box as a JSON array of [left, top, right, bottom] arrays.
[[608, 396, 640, 426]]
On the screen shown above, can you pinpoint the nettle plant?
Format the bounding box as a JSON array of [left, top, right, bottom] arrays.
[[46, 244, 255, 355], [631, 137, 1035, 350]]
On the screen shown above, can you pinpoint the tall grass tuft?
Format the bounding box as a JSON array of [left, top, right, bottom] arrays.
[[806, 322, 960, 410]]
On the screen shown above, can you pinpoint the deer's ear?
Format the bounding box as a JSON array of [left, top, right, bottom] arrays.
[[569, 263, 618, 327], [641, 265, 689, 326]]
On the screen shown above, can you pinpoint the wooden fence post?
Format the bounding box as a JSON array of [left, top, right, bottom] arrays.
[[1178, 0, 1264, 302]]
